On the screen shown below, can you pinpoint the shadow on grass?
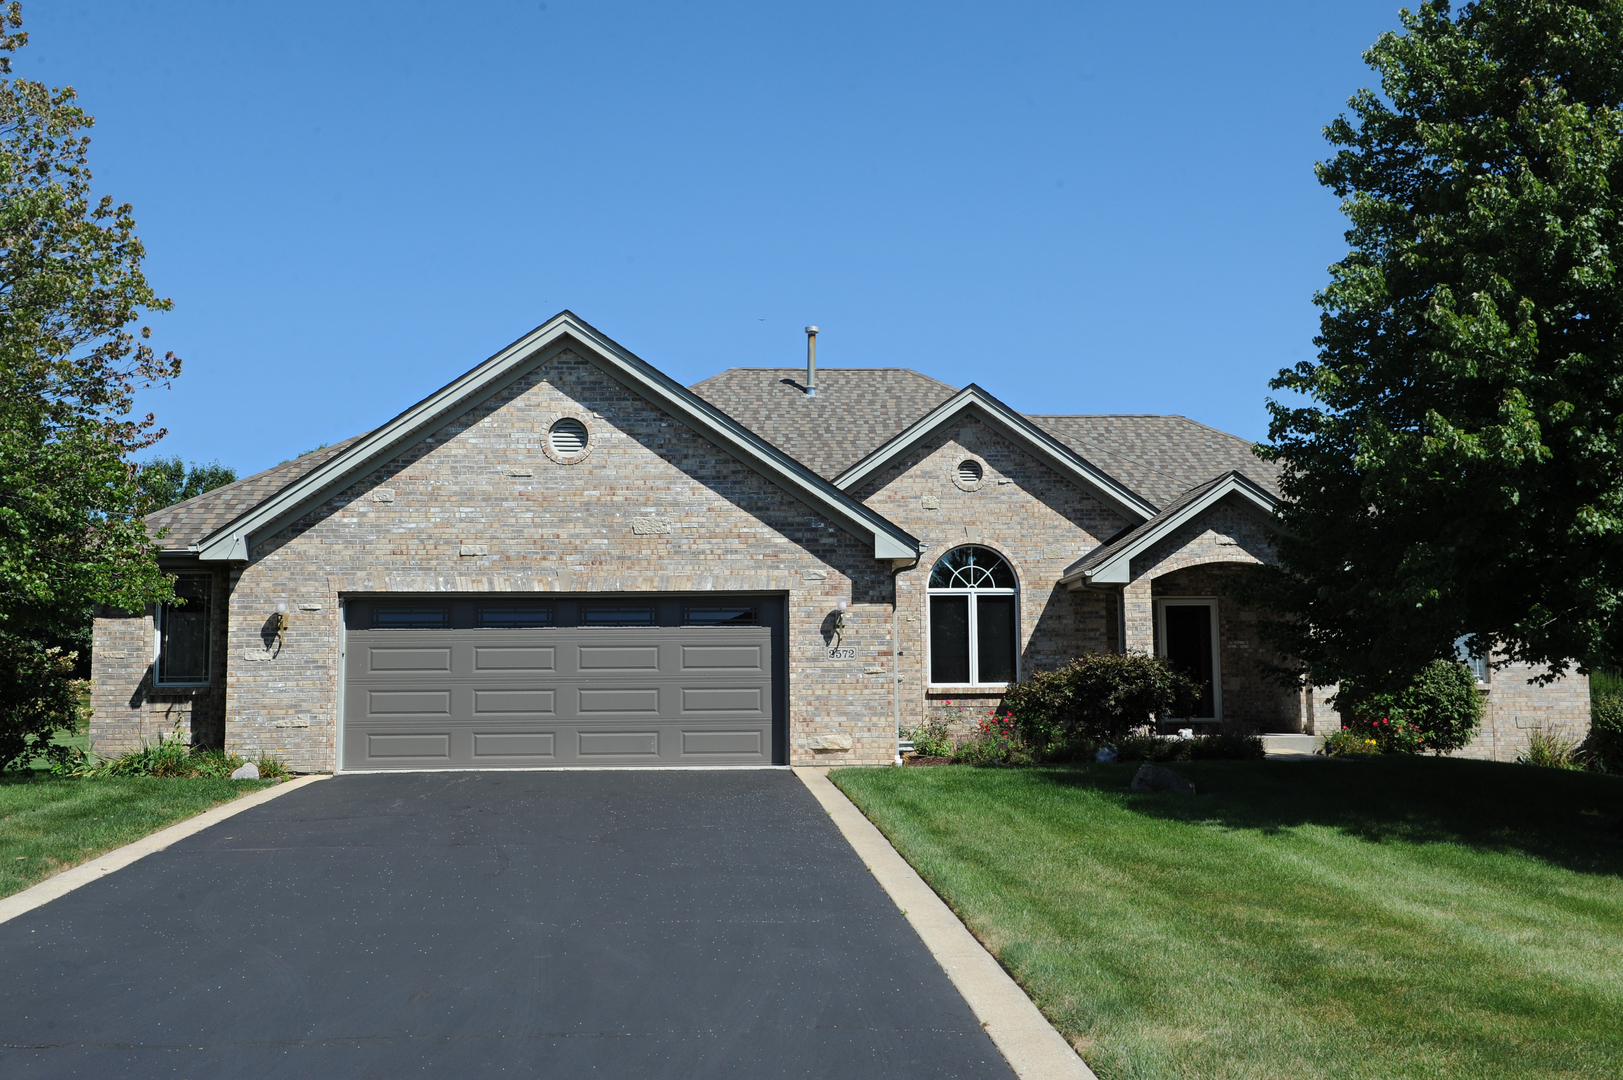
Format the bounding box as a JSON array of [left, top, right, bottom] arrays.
[[1031, 755, 1623, 878]]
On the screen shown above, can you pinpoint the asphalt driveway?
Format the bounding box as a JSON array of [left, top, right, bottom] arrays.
[[0, 771, 1014, 1078]]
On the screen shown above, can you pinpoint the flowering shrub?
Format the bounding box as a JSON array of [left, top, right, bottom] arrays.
[[952, 711, 1033, 766], [1321, 728, 1381, 756], [1337, 660, 1483, 753], [904, 716, 955, 758]]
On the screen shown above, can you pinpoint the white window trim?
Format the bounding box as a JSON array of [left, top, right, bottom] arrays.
[[926, 547, 1020, 688], [1154, 597, 1221, 722], [152, 576, 214, 688]]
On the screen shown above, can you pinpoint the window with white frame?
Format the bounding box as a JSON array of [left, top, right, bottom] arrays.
[[155, 574, 212, 685], [928, 546, 1018, 685], [1455, 636, 1488, 683]]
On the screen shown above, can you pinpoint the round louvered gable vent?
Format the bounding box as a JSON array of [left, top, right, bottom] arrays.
[[548, 418, 589, 455], [957, 459, 983, 485]]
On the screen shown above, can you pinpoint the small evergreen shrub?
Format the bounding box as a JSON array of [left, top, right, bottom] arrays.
[[1584, 693, 1623, 774], [1339, 660, 1483, 753], [1001, 652, 1202, 756]]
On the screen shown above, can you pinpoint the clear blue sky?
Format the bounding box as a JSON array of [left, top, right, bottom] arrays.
[[23, 1, 1403, 476]]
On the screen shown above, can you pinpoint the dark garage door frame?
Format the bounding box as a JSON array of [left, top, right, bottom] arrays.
[[338, 593, 788, 770]]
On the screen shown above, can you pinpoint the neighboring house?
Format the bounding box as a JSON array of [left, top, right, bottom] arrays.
[[90, 312, 1589, 771]]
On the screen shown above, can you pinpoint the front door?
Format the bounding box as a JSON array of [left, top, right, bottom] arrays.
[[1158, 599, 1219, 721]]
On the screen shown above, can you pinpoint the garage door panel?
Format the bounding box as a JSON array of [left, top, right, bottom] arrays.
[[578, 731, 660, 758], [680, 645, 765, 672], [368, 647, 453, 673], [681, 729, 763, 756], [681, 687, 763, 714], [367, 733, 451, 759], [474, 646, 556, 672], [577, 645, 661, 672], [472, 732, 557, 759], [367, 690, 452, 715], [344, 595, 783, 768], [577, 687, 661, 715], [472, 689, 556, 716]]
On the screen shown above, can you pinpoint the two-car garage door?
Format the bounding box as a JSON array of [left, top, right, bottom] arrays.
[[341, 595, 786, 769]]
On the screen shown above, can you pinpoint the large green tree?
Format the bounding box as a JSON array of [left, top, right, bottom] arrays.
[[0, 4, 181, 766], [1258, 0, 1623, 694], [137, 457, 236, 511]]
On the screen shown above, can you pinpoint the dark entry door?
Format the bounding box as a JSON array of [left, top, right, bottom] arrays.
[[342, 594, 786, 769], [1162, 602, 1216, 719]]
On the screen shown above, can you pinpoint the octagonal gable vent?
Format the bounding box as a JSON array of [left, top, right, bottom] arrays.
[[549, 417, 589, 455], [957, 459, 983, 485]]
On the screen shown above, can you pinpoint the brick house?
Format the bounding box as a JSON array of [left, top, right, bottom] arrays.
[[90, 312, 1589, 771]]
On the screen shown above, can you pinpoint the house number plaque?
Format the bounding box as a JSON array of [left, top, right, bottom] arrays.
[[825, 647, 856, 660]]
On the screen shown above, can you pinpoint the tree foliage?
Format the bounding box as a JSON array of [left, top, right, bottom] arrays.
[[0, 4, 180, 764], [137, 457, 236, 511], [1256, 0, 1623, 694]]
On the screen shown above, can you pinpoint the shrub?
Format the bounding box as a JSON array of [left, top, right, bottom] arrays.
[[1189, 730, 1267, 761], [1583, 693, 1623, 774], [1519, 728, 1583, 770], [81, 730, 276, 780], [1002, 652, 1202, 755], [1104, 731, 1265, 763], [951, 713, 1033, 766], [256, 755, 291, 780], [1339, 660, 1483, 753], [904, 716, 955, 758], [1322, 729, 1381, 756], [0, 632, 86, 771]]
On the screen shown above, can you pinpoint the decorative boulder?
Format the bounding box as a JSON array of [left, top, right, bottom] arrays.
[[1130, 763, 1196, 795], [230, 762, 260, 780], [1095, 745, 1118, 763]]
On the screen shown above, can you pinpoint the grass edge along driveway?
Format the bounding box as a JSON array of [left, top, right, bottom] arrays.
[[831, 758, 1623, 1080], [0, 773, 276, 899]]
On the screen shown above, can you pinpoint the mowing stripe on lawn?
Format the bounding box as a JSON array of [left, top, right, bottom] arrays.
[[795, 766, 1098, 1080]]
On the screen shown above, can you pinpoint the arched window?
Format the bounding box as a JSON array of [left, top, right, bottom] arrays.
[[928, 546, 1018, 684]]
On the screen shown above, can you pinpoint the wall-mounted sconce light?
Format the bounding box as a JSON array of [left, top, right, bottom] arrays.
[[274, 599, 290, 646], [832, 599, 849, 647]]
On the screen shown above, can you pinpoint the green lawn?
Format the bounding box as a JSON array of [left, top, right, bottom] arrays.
[[831, 757, 1623, 1080], [0, 773, 274, 899]]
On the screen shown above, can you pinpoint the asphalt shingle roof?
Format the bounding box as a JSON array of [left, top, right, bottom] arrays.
[[148, 366, 1278, 553], [1030, 415, 1280, 509], [688, 368, 959, 480], [146, 435, 369, 551]]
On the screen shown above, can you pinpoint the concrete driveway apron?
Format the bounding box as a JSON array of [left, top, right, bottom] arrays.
[[0, 771, 1014, 1078]]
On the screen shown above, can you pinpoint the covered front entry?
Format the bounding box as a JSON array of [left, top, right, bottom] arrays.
[[341, 594, 786, 769]]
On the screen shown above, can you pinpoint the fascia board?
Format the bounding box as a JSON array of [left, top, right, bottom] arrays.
[[197, 313, 918, 563], [832, 388, 1157, 522], [1060, 475, 1277, 586]]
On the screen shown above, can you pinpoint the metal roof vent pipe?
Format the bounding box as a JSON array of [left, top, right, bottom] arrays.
[[804, 326, 818, 397]]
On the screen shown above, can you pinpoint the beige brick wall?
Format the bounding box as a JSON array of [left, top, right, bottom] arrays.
[[852, 415, 1129, 735], [218, 349, 897, 771], [1456, 661, 1590, 762], [90, 567, 230, 757]]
